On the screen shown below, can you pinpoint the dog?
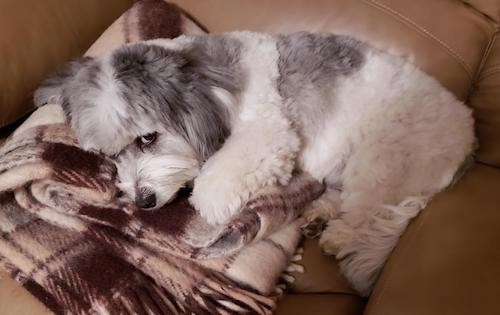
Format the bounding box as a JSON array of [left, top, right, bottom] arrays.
[[34, 31, 475, 295]]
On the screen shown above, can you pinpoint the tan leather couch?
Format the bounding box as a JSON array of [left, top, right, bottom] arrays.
[[1, 0, 499, 314]]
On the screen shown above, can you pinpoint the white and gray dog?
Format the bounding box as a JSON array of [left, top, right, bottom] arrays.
[[34, 31, 475, 295]]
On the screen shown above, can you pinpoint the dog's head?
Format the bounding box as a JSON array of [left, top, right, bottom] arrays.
[[35, 40, 240, 209]]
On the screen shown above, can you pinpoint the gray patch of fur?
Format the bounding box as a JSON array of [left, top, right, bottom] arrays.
[[61, 61, 103, 125], [277, 32, 365, 101], [111, 36, 243, 160], [33, 57, 96, 108]]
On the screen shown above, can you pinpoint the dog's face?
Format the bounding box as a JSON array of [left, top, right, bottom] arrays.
[[34, 41, 238, 209], [115, 130, 199, 209]]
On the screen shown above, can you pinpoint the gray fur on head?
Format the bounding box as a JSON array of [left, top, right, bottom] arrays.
[[33, 57, 95, 109], [33, 36, 243, 160], [111, 39, 241, 160]]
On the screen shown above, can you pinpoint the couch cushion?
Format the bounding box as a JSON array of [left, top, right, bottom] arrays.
[[0, 0, 133, 129], [289, 238, 356, 295], [277, 294, 366, 315], [365, 163, 500, 315]]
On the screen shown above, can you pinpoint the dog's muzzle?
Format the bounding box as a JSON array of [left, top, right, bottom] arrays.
[[136, 190, 156, 209]]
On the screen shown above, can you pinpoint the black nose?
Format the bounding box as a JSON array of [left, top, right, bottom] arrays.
[[136, 192, 156, 209]]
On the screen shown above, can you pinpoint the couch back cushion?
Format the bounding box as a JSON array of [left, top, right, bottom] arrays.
[[0, 0, 133, 129], [172, 0, 500, 166]]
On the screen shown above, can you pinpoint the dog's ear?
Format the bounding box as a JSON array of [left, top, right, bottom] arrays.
[[112, 43, 231, 160], [33, 57, 93, 107]]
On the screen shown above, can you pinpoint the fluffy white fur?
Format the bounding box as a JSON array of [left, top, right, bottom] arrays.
[[190, 33, 301, 223]]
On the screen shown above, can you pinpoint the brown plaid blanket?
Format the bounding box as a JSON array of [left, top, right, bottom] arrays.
[[0, 115, 323, 314]]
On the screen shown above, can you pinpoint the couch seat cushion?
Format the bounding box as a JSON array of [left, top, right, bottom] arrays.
[[289, 238, 356, 295], [277, 294, 366, 315], [366, 163, 500, 315]]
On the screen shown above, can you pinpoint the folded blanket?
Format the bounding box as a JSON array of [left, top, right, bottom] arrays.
[[0, 108, 323, 314]]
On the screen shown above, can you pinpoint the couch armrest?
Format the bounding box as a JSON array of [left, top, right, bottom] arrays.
[[365, 163, 500, 315], [0, 0, 133, 129]]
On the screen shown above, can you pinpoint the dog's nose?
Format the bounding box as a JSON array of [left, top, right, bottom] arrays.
[[136, 192, 156, 209]]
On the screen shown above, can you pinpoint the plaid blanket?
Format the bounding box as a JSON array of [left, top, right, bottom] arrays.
[[0, 106, 323, 314]]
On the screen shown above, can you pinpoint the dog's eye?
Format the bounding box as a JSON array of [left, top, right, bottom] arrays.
[[137, 132, 157, 148]]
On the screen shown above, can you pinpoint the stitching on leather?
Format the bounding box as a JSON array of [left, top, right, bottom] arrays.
[[364, 0, 474, 80]]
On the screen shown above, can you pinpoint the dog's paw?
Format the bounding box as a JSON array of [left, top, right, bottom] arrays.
[[301, 217, 326, 239], [190, 191, 243, 225], [301, 197, 340, 238], [190, 172, 249, 225], [319, 219, 357, 257]]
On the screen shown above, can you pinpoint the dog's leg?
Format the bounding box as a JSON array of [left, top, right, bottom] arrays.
[[316, 145, 443, 296], [319, 196, 427, 296], [190, 107, 300, 225]]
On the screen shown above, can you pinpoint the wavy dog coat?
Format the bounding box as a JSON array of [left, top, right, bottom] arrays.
[[35, 31, 475, 294]]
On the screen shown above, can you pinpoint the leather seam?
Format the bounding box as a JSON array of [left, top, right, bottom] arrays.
[[460, 0, 499, 25], [478, 65, 500, 80], [467, 30, 498, 99], [477, 160, 500, 170], [363, 0, 474, 81]]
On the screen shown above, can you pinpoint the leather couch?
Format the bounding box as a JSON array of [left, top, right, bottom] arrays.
[[1, 0, 499, 314]]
